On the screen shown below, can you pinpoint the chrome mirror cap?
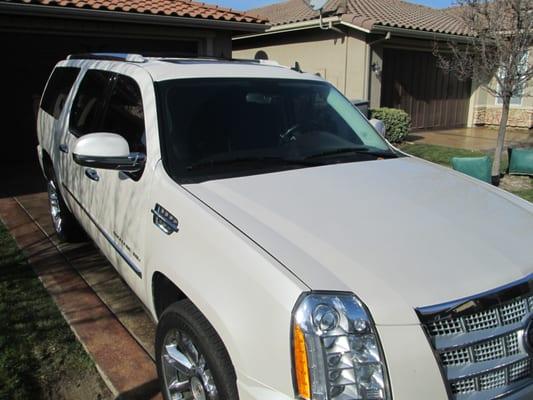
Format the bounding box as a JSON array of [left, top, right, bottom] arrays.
[[369, 118, 386, 138], [72, 132, 146, 172], [73, 152, 146, 172]]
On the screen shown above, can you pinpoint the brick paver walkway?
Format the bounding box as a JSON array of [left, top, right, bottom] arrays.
[[0, 194, 161, 400]]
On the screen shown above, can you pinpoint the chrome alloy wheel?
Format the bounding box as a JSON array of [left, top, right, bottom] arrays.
[[47, 180, 63, 234], [161, 330, 219, 400]]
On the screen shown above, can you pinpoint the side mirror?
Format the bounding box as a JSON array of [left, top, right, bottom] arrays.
[[370, 118, 386, 138], [72, 132, 145, 172]]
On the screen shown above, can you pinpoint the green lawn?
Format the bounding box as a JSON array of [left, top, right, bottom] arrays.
[[0, 222, 107, 400], [399, 143, 486, 166], [512, 189, 533, 203], [399, 143, 533, 202]]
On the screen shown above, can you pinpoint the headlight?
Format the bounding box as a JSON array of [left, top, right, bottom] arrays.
[[291, 292, 391, 400]]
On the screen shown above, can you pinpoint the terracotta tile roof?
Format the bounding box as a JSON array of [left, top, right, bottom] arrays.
[[4, 0, 267, 23], [250, 0, 469, 35]]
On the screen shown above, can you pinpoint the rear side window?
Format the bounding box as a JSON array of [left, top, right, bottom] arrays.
[[101, 75, 146, 153], [40, 67, 80, 119], [69, 70, 113, 137]]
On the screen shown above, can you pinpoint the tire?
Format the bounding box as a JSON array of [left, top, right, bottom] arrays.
[[46, 174, 85, 242], [156, 300, 239, 400]]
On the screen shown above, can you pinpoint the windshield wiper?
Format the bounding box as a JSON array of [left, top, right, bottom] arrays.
[[187, 156, 318, 171], [187, 148, 397, 171], [304, 147, 397, 160]]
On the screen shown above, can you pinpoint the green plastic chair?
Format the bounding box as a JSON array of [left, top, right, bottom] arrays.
[[451, 156, 492, 183], [507, 148, 533, 176]]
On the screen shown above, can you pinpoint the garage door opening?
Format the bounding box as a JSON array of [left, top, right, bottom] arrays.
[[2, 31, 199, 161], [1, 32, 199, 196]]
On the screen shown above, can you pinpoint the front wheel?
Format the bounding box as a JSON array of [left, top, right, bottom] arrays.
[[156, 300, 239, 400]]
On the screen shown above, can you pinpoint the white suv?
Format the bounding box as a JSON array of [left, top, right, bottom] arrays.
[[37, 53, 533, 400]]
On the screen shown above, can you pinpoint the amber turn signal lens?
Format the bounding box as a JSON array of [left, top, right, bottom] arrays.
[[293, 324, 311, 399]]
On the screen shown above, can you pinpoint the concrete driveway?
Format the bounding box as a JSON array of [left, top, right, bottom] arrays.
[[407, 127, 533, 151]]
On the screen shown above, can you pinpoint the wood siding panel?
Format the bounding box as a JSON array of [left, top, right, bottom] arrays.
[[381, 48, 471, 130]]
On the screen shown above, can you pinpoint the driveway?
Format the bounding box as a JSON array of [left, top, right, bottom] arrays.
[[0, 162, 161, 399], [407, 127, 533, 151]]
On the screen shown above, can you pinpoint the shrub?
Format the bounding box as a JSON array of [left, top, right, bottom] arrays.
[[370, 108, 411, 143]]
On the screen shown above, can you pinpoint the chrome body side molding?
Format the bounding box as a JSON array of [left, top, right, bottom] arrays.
[[62, 184, 143, 278]]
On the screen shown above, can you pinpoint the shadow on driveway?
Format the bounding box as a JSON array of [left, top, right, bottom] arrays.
[[2, 160, 46, 198]]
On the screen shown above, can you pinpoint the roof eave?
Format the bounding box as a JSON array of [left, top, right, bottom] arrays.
[[0, 2, 268, 33], [233, 16, 471, 42], [371, 25, 472, 42], [234, 16, 370, 41]]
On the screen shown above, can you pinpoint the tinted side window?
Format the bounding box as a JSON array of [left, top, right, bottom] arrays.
[[69, 70, 113, 136], [41, 67, 80, 119], [101, 75, 146, 153]]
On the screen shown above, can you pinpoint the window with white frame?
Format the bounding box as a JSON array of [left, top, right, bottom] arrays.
[[496, 50, 529, 106]]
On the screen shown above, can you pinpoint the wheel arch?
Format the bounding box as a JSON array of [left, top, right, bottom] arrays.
[[41, 150, 54, 180], [152, 271, 188, 320], [151, 270, 241, 394]]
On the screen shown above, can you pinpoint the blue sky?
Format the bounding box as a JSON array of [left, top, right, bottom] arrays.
[[217, 0, 455, 11]]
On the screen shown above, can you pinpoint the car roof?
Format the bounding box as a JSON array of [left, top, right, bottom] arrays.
[[144, 59, 323, 82], [60, 54, 324, 83]]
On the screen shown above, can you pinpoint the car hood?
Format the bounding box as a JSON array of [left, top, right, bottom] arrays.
[[184, 158, 533, 325]]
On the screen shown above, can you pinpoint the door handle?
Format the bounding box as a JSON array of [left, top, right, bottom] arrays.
[[85, 168, 100, 182], [151, 204, 179, 235], [59, 144, 69, 153]]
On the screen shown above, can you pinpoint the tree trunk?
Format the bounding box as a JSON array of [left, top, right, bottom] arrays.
[[491, 97, 511, 186]]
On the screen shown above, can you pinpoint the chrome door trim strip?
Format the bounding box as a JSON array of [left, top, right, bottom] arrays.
[[61, 183, 143, 279]]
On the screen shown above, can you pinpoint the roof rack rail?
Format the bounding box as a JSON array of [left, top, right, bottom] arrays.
[[67, 53, 146, 63], [235, 58, 280, 66], [163, 56, 281, 66], [67, 53, 283, 67]]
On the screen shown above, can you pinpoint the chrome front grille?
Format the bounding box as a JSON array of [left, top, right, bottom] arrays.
[[417, 277, 533, 400], [440, 331, 522, 367], [427, 296, 532, 336]]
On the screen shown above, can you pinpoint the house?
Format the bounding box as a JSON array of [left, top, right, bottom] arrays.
[[0, 0, 266, 167], [233, 0, 532, 131]]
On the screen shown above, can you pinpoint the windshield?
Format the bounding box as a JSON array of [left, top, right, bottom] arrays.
[[156, 78, 396, 182]]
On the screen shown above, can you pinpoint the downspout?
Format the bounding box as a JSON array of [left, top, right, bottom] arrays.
[[344, 30, 349, 94], [318, 12, 343, 34], [339, 0, 350, 94], [363, 40, 370, 101], [318, 0, 346, 34]]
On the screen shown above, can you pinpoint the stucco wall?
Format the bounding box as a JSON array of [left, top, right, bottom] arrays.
[[235, 30, 531, 130], [233, 28, 368, 101]]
